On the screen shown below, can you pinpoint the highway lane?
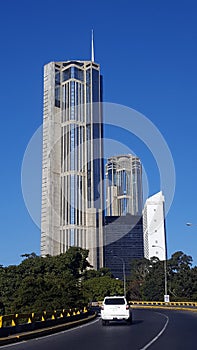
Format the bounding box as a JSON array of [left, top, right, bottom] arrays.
[[1, 309, 197, 350], [146, 309, 197, 350]]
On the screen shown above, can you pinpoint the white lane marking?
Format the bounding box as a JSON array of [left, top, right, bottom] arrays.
[[34, 317, 100, 339], [0, 341, 26, 349], [0, 318, 100, 348], [140, 312, 169, 350]]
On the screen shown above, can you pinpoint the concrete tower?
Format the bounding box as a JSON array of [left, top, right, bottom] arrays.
[[143, 191, 167, 261], [105, 154, 143, 216], [41, 58, 104, 269]]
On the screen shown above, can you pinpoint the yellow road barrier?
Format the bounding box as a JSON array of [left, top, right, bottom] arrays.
[[0, 307, 89, 329], [129, 301, 197, 307]]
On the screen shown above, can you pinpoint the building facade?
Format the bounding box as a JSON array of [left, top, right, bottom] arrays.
[[41, 59, 104, 269], [104, 215, 144, 279], [143, 191, 167, 261], [105, 154, 143, 217]]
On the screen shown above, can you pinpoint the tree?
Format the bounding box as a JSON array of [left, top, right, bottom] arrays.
[[82, 275, 123, 302], [168, 251, 192, 273], [83, 267, 113, 280], [142, 258, 164, 300], [167, 251, 194, 300], [0, 249, 196, 313], [126, 258, 150, 300], [0, 248, 91, 313], [0, 301, 5, 315]]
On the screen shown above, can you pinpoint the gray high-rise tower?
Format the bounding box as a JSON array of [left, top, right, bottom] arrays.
[[41, 55, 104, 268], [106, 154, 143, 216]]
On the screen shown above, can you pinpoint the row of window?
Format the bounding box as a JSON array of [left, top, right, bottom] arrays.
[[55, 66, 99, 84], [59, 228, 87, 252], [60, 175, 85, 226], [61, 125, 85, 173]]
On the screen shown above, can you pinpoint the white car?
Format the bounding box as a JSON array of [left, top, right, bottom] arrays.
[[101, 296, 132, 325]]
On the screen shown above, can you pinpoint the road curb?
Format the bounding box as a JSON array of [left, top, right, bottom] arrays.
[[0, 313, 97, 346]]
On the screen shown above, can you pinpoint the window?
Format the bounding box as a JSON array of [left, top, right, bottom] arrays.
[[62, 68, 71, 81], [55, 87, 60, 108], [74, 68, 83, 81], [104, 298, 125, 305], [62, 67, 84, 82], [92, 69, 99, 102], [55, 70, 60, 85]]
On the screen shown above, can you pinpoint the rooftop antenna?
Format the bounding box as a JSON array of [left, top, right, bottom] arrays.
[[91, 29, 95, 62]]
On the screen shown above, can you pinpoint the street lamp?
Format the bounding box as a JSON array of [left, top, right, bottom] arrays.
[[186, 222, 197, 226], [152, 245, 168, 302], [120, 257, 126, 298]]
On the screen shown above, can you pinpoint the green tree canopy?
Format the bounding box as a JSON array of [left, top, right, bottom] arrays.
[[82, 275, 123, 301], [0, 248, 91, 313]]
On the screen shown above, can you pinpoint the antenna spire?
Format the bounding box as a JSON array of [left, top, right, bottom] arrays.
[[91, 29, 95, 62]]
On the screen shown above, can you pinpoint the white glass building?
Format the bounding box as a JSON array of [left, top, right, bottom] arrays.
[[41, 59, 104, 269], [105, 154, 143, 216], [143, 191, 167, 260]]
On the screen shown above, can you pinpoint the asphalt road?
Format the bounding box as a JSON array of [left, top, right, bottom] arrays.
[[1, 309, 197, 350]]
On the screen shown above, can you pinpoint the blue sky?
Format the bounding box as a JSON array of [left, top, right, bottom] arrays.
[[0, 0, 197, 266]]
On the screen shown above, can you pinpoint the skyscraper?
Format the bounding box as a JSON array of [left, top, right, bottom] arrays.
[[143, 191, 167, 261], [104, 154, 143, 277], [104, 215, 144, 279], [106, 154, 143, 216], [41, 55, 104, 269]]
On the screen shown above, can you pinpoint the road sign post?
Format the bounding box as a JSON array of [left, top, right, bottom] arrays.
[[164, 294, 170, 303]]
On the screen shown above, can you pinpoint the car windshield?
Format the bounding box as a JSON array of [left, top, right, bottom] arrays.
[[104, 298, 125, 305]]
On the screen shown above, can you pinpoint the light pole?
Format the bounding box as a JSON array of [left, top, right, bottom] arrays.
[[120, 257, 126, 298], [152, 245, 168, 302]]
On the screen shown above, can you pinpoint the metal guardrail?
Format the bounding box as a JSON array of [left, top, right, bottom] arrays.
[[128, 301, 197, 307], [92, 300, 197, 308], [0, 307, 88, 330]]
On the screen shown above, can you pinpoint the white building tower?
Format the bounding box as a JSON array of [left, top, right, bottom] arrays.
[[143, 191, 167, 261]]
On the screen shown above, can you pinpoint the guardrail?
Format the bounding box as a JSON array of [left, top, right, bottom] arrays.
[[91, 300, 197, 308], [0, 307, 88, 328], [129, 301, 197, 307], [0, 306, 89, 338]]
